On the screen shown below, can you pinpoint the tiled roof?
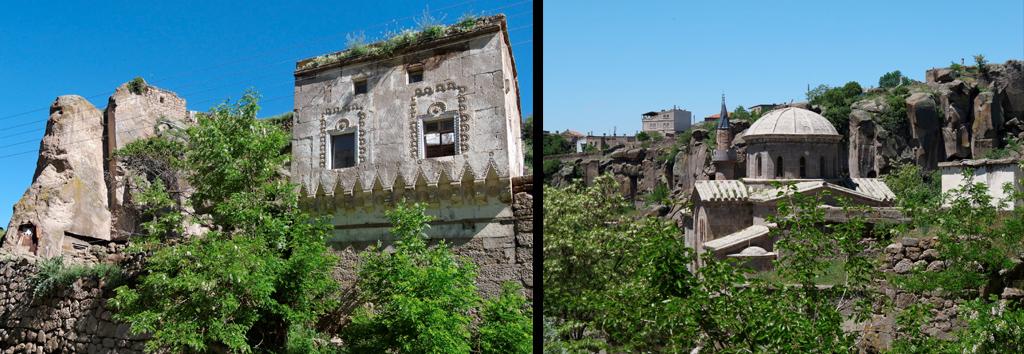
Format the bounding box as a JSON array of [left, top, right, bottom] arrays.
[[704, 224, 772, 252], [848, 178, 896, 202], [694, 180, 749, 202]]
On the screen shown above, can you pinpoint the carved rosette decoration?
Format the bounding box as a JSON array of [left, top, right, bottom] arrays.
[[319, 114, 327, 168], [357, 111, 367, 162], [411, 81, 469, 158]]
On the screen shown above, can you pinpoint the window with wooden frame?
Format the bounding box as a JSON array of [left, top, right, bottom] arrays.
[[423, 118, 456, 158]]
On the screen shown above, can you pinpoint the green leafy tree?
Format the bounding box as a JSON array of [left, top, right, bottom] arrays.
[[542, 133, 573, 156], [878, 70, 908, 89], [974, 54, 989, 75], [731, 105, 752, 121], [109, 91, 339, 353], [522, 115, 533, 171], [342, 202, 480, 353], [544, 176, 874, 352], [477, 283, 533, 354], [889, 168, 1024, 352], [808, 81, 863, 136]]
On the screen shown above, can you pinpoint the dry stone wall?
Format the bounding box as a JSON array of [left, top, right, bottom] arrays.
[[0, 256, 144, 354]]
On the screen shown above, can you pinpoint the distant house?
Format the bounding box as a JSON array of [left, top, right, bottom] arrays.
[[939, 158, 1023, 211], [749, 104, 780, 115], [704, 113, 721, 123], [642, 107, 692, 135]]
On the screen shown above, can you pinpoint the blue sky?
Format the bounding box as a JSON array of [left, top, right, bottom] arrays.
[[0, 0, 532, 228], [544, 0, 1023, 135]]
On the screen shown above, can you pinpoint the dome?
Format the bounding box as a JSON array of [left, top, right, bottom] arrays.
[[745, 107, 839, 137], [739, 246, 768, 256]]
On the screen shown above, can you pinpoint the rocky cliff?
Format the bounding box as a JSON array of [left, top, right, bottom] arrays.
[[1, 80, 190, 261], [849, 60, 1024, 177], [547, 60, 1024, 196]]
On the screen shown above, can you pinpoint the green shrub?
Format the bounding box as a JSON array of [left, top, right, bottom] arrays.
[[477, 282, 533, 354], [808, 81, 863, 136], [30, 256, 123, 299], [636, 131, 650, 142], [879, 86, 911, 136], [342, 202, 480, 353], [974, 54, 989, 75], [109, 91, 339, 353], [454, 13, 479, 32], [128, 76, 148, 95]]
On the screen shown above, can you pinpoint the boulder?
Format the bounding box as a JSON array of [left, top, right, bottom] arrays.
[[672, 142, 710, 196], [971, 90, 1004, 157], [2, 96, 111, 258], [905, 92, 942, 170], [925, 68, 955, 84], [848, 101, 881, 178], [983, 60, 1024, 121], [936, 80, 974, 159]]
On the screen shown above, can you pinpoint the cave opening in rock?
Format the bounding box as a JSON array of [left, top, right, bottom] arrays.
[[18, 223, 38, 255]]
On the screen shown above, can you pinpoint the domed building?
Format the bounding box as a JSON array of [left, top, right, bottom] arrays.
[[688, 99, 899, 270], [743, 107, 842, 180]]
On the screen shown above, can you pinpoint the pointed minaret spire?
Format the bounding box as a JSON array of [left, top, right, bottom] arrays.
[[712, 93, 736, 180], [717, 93, 730, 130]]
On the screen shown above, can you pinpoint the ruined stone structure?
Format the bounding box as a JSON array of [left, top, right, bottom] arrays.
[[688, 105, 897, 268], [2, 82, 191, 260], [939, 157, 1023, 210], [290, 15, 530, 297], [641, 107, 692, 136]]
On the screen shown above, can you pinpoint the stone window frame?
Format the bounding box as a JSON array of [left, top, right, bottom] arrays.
[[319, 111, 367, 169], [327, 121, 359, 169], [417, 110, 461, 159], [409, 82, 469, 159]]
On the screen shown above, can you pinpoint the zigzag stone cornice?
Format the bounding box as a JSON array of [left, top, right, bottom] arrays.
[[298, 157, 511, 210]]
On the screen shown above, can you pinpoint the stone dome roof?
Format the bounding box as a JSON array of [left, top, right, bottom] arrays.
[[745, 107, 839, 137], [739, 246, 768, 256]]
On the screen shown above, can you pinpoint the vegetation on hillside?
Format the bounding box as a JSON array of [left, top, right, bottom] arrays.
[[545, 167, 1024, 352]]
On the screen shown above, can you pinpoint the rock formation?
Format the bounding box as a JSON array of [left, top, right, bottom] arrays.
[[1, 81, 191, 260], [2, 96, 111, 258]]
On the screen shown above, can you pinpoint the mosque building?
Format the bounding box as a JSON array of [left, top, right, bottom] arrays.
[[687, 97, 899, 269]]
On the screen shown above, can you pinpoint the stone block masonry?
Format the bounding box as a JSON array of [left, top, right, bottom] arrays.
[[0, 256, 145, 353]]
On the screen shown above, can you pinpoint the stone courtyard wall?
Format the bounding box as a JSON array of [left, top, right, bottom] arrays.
[[0, 256, 144, 354]]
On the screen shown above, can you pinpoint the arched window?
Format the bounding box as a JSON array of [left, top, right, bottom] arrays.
[[775, 156, 784, 178], [820, 156, 826, 177], [756, 154, 763, 177], [799, 157, 807, 178]]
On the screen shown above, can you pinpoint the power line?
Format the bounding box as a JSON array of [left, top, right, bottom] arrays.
[[0, 20, 533, 134], [0, 0, 532, 126], [0, 28, 535, 160]]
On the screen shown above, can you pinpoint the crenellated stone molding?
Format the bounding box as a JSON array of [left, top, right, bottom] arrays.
[[299, 158, 511, 211]]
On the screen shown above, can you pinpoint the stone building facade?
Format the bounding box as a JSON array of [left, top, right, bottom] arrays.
[[687, 106, 897, 268], [642, 107, 692, 136], [290, 15, 529, 296]]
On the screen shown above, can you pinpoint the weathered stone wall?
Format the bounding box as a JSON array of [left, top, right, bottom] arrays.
[[327, 176, 533, 300], [511, 176, 534, 299], [0, 256, 144, 353]]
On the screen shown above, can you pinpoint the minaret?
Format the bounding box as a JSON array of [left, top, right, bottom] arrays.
[[712, 94, 735, 180]]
